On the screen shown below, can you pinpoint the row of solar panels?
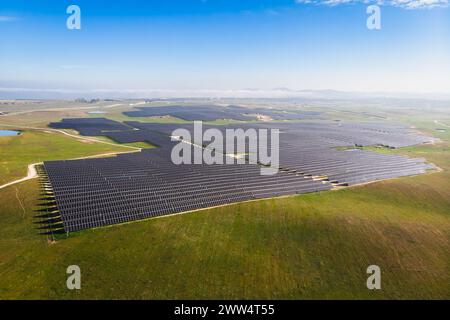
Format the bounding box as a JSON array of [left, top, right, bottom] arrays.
[[277, 147, 433, 185], [123, 105, 320, 121], [49, 118, 435, 151], [44, 155, 330, 231]]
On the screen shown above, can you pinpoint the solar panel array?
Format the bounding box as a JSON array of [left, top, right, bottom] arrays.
[[49, 117, 132, 135], [123, 105, 321, 121], [49, 118, 173, 147], [44, 149, 329, 231], [43, 118, 436, 232]]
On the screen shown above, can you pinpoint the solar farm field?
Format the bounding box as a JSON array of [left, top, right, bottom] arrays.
[[0, 102, 449, 299]]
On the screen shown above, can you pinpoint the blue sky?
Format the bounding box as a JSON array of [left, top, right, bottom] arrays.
[[0, 0, 449, 96]]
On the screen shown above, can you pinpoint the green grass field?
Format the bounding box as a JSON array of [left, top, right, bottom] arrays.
[[0, 130, 133, 185], [0, 105, 449, 299]]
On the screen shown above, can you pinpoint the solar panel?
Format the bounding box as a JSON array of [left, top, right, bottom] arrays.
[[42, 119, 436, 232]]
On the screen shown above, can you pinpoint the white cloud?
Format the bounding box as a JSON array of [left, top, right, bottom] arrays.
[[0, 16, 17, 22], [295, 0, 449, 9], [392, 0, 449, 9]]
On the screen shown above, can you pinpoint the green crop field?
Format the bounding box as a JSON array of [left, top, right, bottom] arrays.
[[0, 105, 449, 300]]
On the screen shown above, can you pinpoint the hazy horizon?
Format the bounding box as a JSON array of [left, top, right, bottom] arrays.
[[1, 87, 450, 101]]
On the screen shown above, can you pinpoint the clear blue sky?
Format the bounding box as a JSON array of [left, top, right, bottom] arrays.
[[0, 0, 449, 94]]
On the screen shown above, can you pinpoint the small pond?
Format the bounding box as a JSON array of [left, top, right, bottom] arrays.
[[0, 130, 20, 137]]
